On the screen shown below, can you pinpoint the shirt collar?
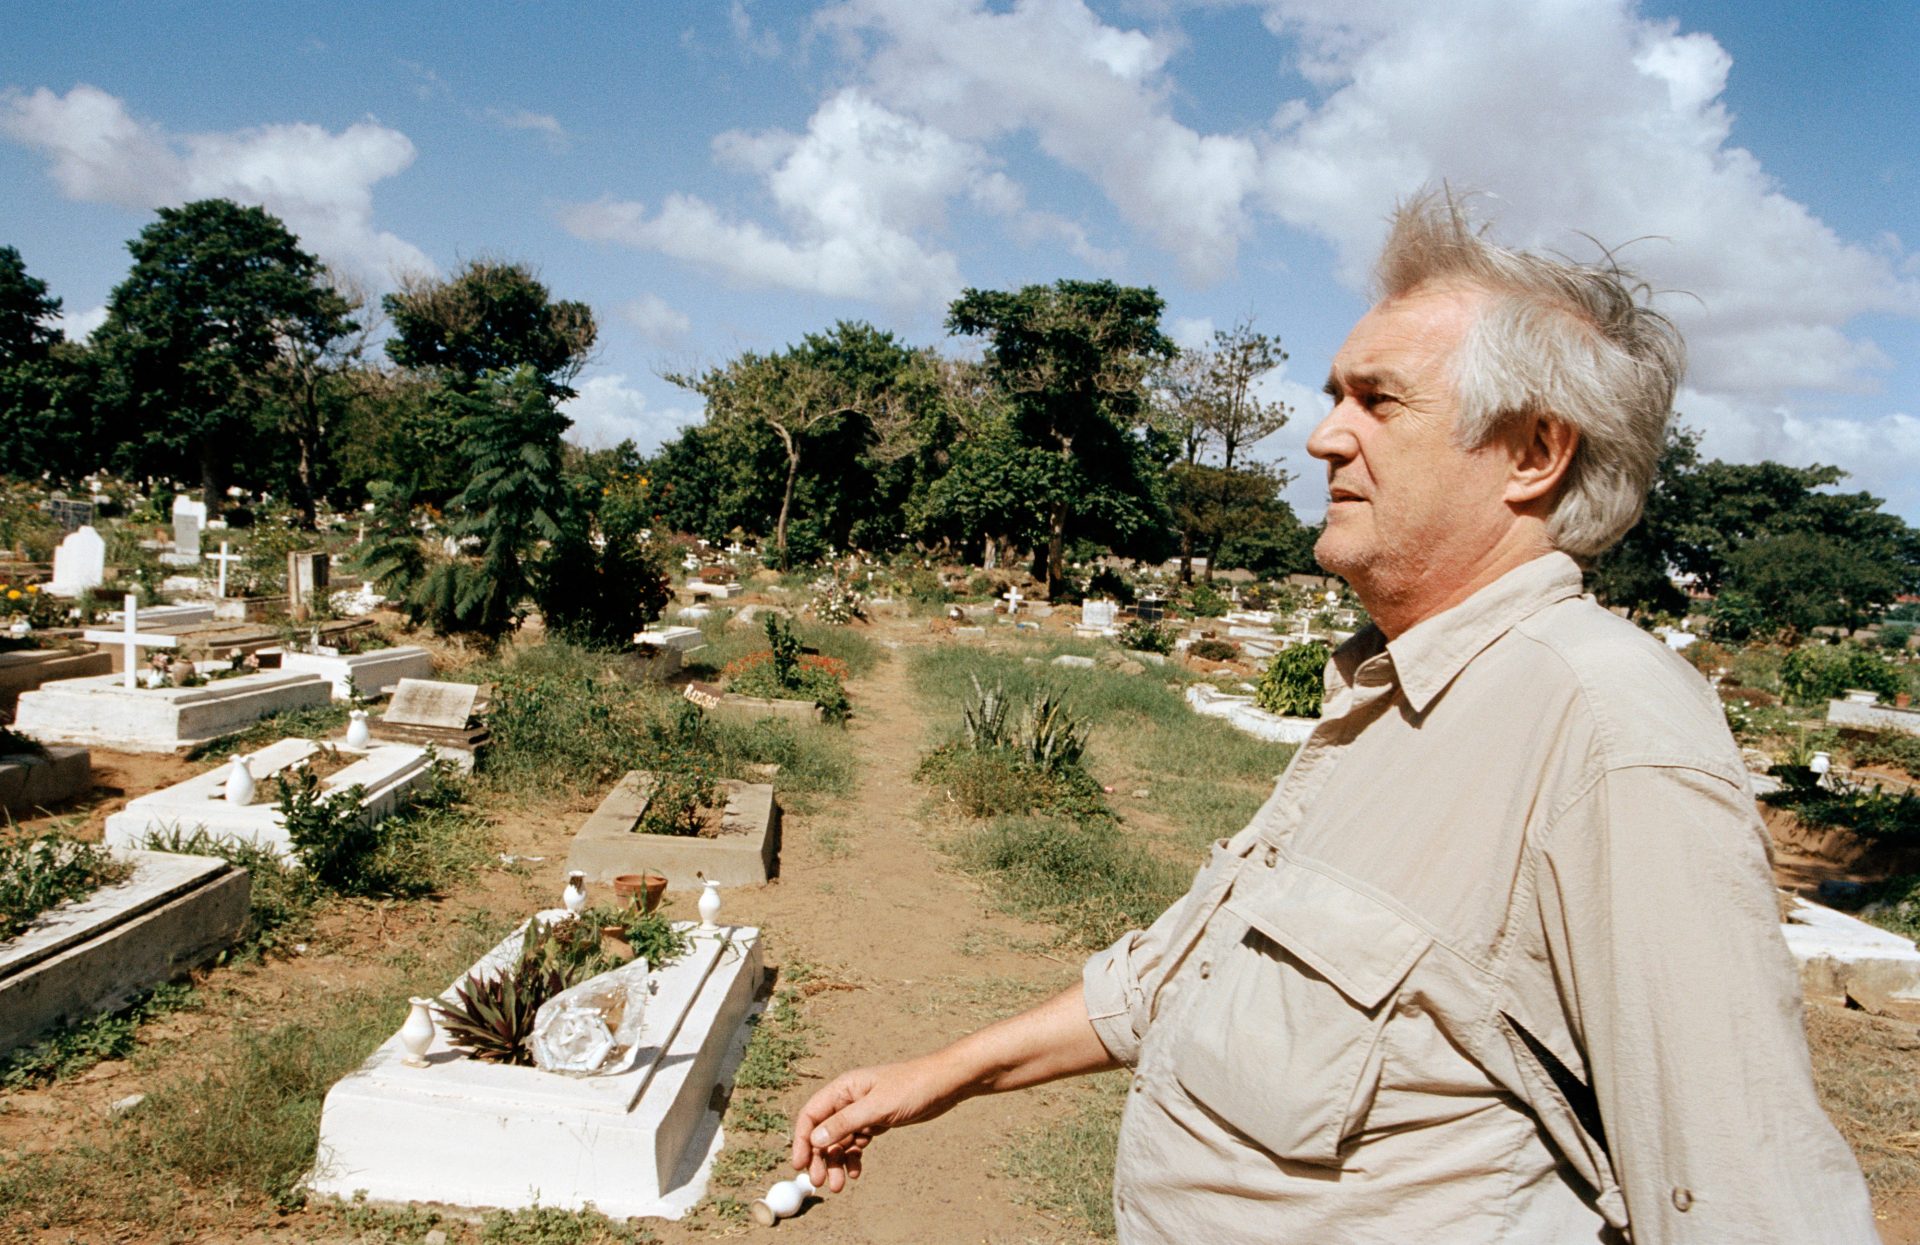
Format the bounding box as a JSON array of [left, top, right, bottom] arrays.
[[1332, 552, 1587, 717]]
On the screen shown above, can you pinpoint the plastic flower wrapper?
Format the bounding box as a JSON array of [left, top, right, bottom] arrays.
[[529, 958, 652, 1076]]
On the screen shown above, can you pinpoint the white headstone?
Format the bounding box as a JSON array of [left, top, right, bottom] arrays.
[[171, 496, 207, 558], [207, 541, 243, 598], [1082, 599, 1117, 629], [49, 525, 106, 597]]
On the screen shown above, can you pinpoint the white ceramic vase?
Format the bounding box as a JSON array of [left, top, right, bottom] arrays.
[[562, 870, 588, 915], [399, 997, 436, 1067], [345, 708, 371, 749], [225, 753, 256, 806], [697, 879, 722, 931], [751, 1171, 817, 1225]]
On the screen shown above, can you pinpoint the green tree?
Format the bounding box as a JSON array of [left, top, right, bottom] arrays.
[[0, 246, 95, 482], [948, 280, 1176, 591], [1169, 459, 1297, 582], [383, 259, 596, 397], [93, 200, 353, 500], [535, 472, 673, 649], [413, 366, 575, 640]]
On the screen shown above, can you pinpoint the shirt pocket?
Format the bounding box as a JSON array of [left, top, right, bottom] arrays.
[[1171, 862, 1432, 1165]]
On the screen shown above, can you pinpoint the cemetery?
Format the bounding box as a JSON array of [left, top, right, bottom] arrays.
[[1, 173, 1919, 1244]]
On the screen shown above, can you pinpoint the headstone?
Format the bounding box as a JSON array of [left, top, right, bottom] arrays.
[[49, 526, 106, 597], [383, 678, 479, 730], [1001, 586, 1024, 616], [207, 541, 243, 598], [1082, 599, 1117, 630], [45, 498, 94, 534], [1137, 596, 1166, 623], [288, 552, 330, 620], [82, 594, 179, 689], [171, 496, 207, 558]]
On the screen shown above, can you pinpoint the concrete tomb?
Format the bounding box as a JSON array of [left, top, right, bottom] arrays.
[[0, 646, 112, 714], [14, 653, 331, 753], [47, 525, 105, 597], [1, 849, 250, 1056], [1783, 896, 1920, 1001], [104, 736, 436, 855], [1183, 683, 1316, 745], [288, 551, 330, 620], [307, 913, 762, 1219], [1828, 698, 1920, 738], [0, 742, 91, 815], [566, 770, 781, 889], [278, 643, 435, 701]]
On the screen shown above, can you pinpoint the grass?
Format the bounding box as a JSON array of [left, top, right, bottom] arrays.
[[473, 639, 854, 807], [0, 982, 197, 1090], [185, 701, 349, 762], [908, 635, 1293, 1237], [0, 911, 514, 1228], [1808, 1005, 1920, 1195], [0, 828, 131, 940]]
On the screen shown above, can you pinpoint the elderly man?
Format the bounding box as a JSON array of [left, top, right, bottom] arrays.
[[790, 194, 1876, 1242]]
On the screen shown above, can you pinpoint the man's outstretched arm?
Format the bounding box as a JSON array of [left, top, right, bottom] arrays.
[[789, 982, 1119, 1192]]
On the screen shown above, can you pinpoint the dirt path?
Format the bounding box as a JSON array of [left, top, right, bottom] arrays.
[[657, 617, 1091, 1244]]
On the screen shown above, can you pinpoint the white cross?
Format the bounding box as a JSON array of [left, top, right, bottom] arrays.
[[1002, 585, 1024, 615], [83, 594, 179, 689], [206, 541, 243, 599]]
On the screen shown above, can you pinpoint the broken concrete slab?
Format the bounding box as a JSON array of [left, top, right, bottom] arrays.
[[1783, 896, 1920, 1001], [0, 744, 90, 815], [1, 849, 250, 1055], [277, 645, 435, 701], [0, 646, 111, 714]]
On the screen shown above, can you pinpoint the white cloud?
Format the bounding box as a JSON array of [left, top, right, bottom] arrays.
[[562, 373, 700, 451], [620, 293, 692, 348], [729, 1, 783, 59], [54, 302, 107, 342], [561, 90, 978, 304], [0, 84, 432, 286], [1247, 0, 1917, 407], [486, 108, 568, 152], [1674, 387, 1920, 520], [824, 0, 1259, 283]]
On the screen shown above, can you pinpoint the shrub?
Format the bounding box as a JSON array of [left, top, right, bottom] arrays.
[[1117, 619, 1175, 654], [275, 768, 379, 894], [0, 834, 131, 941], [1780, 644, 1903, 707], [1087, 567, 1136, 606], [636, 767, 718, 836], [1186, 582, 1228, 618], [902, 568, 952, 605], [1255, 641, 1330, 717], [921, 678, 1101, 819], [1763, 783, 1920, 840], [535, 511, 673, 650], [1188, 638, 1240, 662], [808, 575, 867, 625], [723, 615, 853, 722]]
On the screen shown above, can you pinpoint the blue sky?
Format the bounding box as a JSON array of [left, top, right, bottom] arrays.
[[4, 1, 1916, 521]]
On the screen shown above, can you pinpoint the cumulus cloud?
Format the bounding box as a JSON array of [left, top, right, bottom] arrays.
[[824, 0, 1258, 284], [562, 373, 700, 450], [1248, 0, 1917, 404], [0, 84, 432, 285], [54, 302, 107, 343], [486, 107, 568, 152], [620, 293, 692, 348]]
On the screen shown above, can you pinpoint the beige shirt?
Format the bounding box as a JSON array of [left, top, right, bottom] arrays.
[[1083, 552, 1876, 1244]]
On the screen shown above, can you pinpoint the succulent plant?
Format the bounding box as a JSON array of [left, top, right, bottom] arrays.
[[433, 919, 575, 1065]]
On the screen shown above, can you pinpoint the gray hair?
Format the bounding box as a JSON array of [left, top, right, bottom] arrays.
[[1374, 190, 1686, 558]]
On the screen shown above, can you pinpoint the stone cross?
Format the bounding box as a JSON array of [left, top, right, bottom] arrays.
[[83, 594, 179, 689], [207, 541, 243, 598], [1002, 585, 1024, 615]]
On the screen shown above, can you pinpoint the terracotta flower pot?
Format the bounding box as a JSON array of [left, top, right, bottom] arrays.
[[1898, 692, 1912, 709], [599, 925, 636, 963], [613, 872, 668, 914]]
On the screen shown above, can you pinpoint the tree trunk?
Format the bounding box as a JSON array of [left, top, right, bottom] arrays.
[[775, 445, 800, 571], [1046, 503, 1066, 594], [983, 534, 998, 571], [1179, 529, 1194, 584]]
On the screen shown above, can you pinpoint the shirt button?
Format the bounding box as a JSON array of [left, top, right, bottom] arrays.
[[1198, 960, 1213, 979], [1264, 845, 1279, 868], [1671, 1187, 1693, 1212]]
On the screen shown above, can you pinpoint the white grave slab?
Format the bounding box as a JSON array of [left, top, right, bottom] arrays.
[[308, 916, 762, 1219], [278, 645, 435, 701], [1081, 600, 1117, 629], [1184, 684, 1316, 745], [165, 496, 206, 566], [635, 626, 709, 655], [108, 601, 216, 627], [1783, 896, 1920, 1000], [385, 679, 478, 729], [104, 737, 435, 854], [1828, 698, 1920, 738], [686, 580, 737, 600], [48, 525, 106, 597], [14, 666, 331, 753]]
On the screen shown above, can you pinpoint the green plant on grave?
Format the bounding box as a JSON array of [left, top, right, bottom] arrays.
[[1117, 618, 1175, 654], [1186, 581, 1228, 618], [962, 675, 1014, 751], [0, 724, 47, 758], [765, 612, 802, 686], [1780, 643, 1903, 707], [1019, 687, 1088, 774], [1189, 637, 1241, 662], [435, 918, 578, 1065], [543, 904, 691, 978], [1254, 641, 1330, 718], [635, 765, 718, 837], [273, 766, 376, 893], [0, 832, 133, 942]]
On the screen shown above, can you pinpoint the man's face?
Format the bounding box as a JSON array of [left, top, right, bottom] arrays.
[[1307, 284, 1516, 606]]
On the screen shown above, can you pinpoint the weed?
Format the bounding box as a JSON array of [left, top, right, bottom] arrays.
[[141, 827, 318, 961], [1254, 641, 1328, 717], [186, 701, 350, 762], [0, 830, 131, 940], [479, 1204, 656, 1243], [0, 982, 196, 1089], [955, 815, 1188, 950], [1003, 1071, 1129, 1237]]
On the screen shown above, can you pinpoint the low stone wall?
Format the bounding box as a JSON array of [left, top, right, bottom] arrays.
[[566, 771, 781, 889], [0, 646, 111, 714], [1828, 698, 1920, 738]]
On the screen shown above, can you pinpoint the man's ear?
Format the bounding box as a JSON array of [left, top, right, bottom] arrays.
[[1505, 413, 1579, 508]]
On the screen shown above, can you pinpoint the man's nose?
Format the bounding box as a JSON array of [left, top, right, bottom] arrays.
[[1306, 400, 1358, 464]]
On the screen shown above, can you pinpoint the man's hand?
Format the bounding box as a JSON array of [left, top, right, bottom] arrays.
[[785, 983, 1119, 1193], [790, 1056, 968, 1191]]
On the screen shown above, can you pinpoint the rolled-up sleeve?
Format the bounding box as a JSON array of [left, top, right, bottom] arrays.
[[1537, 763, 1878, 1243], [1083, 902, 1186, 1067]]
